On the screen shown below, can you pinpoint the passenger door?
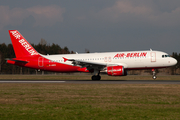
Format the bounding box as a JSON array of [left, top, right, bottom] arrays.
[[151, 52, 156, 62]]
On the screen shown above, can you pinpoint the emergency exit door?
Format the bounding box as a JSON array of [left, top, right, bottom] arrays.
[[38, 57, 44, 67]]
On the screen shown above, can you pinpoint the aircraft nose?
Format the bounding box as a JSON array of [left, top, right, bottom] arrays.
[[171, 58, 177, 66]]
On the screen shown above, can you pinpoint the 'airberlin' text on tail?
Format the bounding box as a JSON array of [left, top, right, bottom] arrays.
[[10, 30, 38, 56]]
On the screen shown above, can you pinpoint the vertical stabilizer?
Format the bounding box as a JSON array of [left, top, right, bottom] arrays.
[[9, 30, 39, 58]]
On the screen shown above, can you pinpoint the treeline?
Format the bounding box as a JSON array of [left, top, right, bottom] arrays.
[[0, 39, 74, 74], [0, 40, 179, 75]]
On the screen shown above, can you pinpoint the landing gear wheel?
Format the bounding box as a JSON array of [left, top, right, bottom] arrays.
[[152, 69, 157, 80], [152, 76, 157, 80], [91, 75, 101, 80]]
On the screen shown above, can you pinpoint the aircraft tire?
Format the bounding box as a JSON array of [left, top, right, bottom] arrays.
[[92, 75, 101, 80], [152, 76, 157, 80]]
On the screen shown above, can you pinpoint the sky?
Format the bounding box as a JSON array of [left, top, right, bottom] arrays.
[[0, 0, 180, 54]]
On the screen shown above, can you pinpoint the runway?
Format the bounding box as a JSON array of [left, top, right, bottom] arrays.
[[0, 80, 180, 84]]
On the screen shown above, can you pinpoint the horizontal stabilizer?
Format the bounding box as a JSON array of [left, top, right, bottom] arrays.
[[6, 58, 29, 63]]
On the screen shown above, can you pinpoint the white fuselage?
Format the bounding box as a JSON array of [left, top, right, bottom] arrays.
[[42, 50, 177, 70]]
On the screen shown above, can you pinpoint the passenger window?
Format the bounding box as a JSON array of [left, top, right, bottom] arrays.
[[162, 55, 164, 58]]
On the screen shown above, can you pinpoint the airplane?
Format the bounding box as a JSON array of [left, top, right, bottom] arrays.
[[7, 30, 177, 80]]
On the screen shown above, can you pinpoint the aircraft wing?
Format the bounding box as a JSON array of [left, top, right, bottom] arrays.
[[67, 58, 107, 71], [63, 57, 127, 71]]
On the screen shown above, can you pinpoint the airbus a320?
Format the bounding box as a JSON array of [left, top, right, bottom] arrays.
[[7, 30, 177, 80]]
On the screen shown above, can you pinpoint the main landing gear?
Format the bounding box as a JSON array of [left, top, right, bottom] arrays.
[[91, 75, 101, 80], [152, 69, 157, 80], [91, 69, 101, 80]]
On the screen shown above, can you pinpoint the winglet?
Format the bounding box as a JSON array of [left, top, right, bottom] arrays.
[[62, 57, 68, 62]]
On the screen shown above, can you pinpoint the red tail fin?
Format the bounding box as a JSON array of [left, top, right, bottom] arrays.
[[9, 30, 39, 58]]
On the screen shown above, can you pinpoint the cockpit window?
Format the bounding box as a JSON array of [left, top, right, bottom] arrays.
[[162, 54, 170, 58]]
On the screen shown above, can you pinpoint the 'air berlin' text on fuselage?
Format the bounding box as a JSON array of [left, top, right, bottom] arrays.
[[10, 31, 38, 56], [114, 52, 147, 58]]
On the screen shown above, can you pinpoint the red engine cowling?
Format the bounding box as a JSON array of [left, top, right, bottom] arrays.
[[107, 66, 126, 76]]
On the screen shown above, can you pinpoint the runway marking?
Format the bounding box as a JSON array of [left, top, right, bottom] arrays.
[[0, 81, 66, 83], [0, 80, 180, 84]]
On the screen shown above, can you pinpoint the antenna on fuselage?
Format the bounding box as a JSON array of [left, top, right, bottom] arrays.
[[150, 48, 152, 51]]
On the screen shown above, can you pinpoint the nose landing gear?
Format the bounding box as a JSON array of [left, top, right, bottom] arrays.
[[152, 69, 157, 80]]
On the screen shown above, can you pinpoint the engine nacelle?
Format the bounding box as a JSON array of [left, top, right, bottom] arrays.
[[107, 66, 126, 76]]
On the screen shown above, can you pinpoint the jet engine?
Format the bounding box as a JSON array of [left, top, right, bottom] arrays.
[[107, 66, 127, 76]]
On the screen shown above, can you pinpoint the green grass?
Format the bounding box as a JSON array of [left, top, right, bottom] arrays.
[[0, 74, 180, 80], [0, 83, 180, 119]]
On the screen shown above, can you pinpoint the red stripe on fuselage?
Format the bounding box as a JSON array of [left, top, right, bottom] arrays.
[[125, 67, 168, 70]]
